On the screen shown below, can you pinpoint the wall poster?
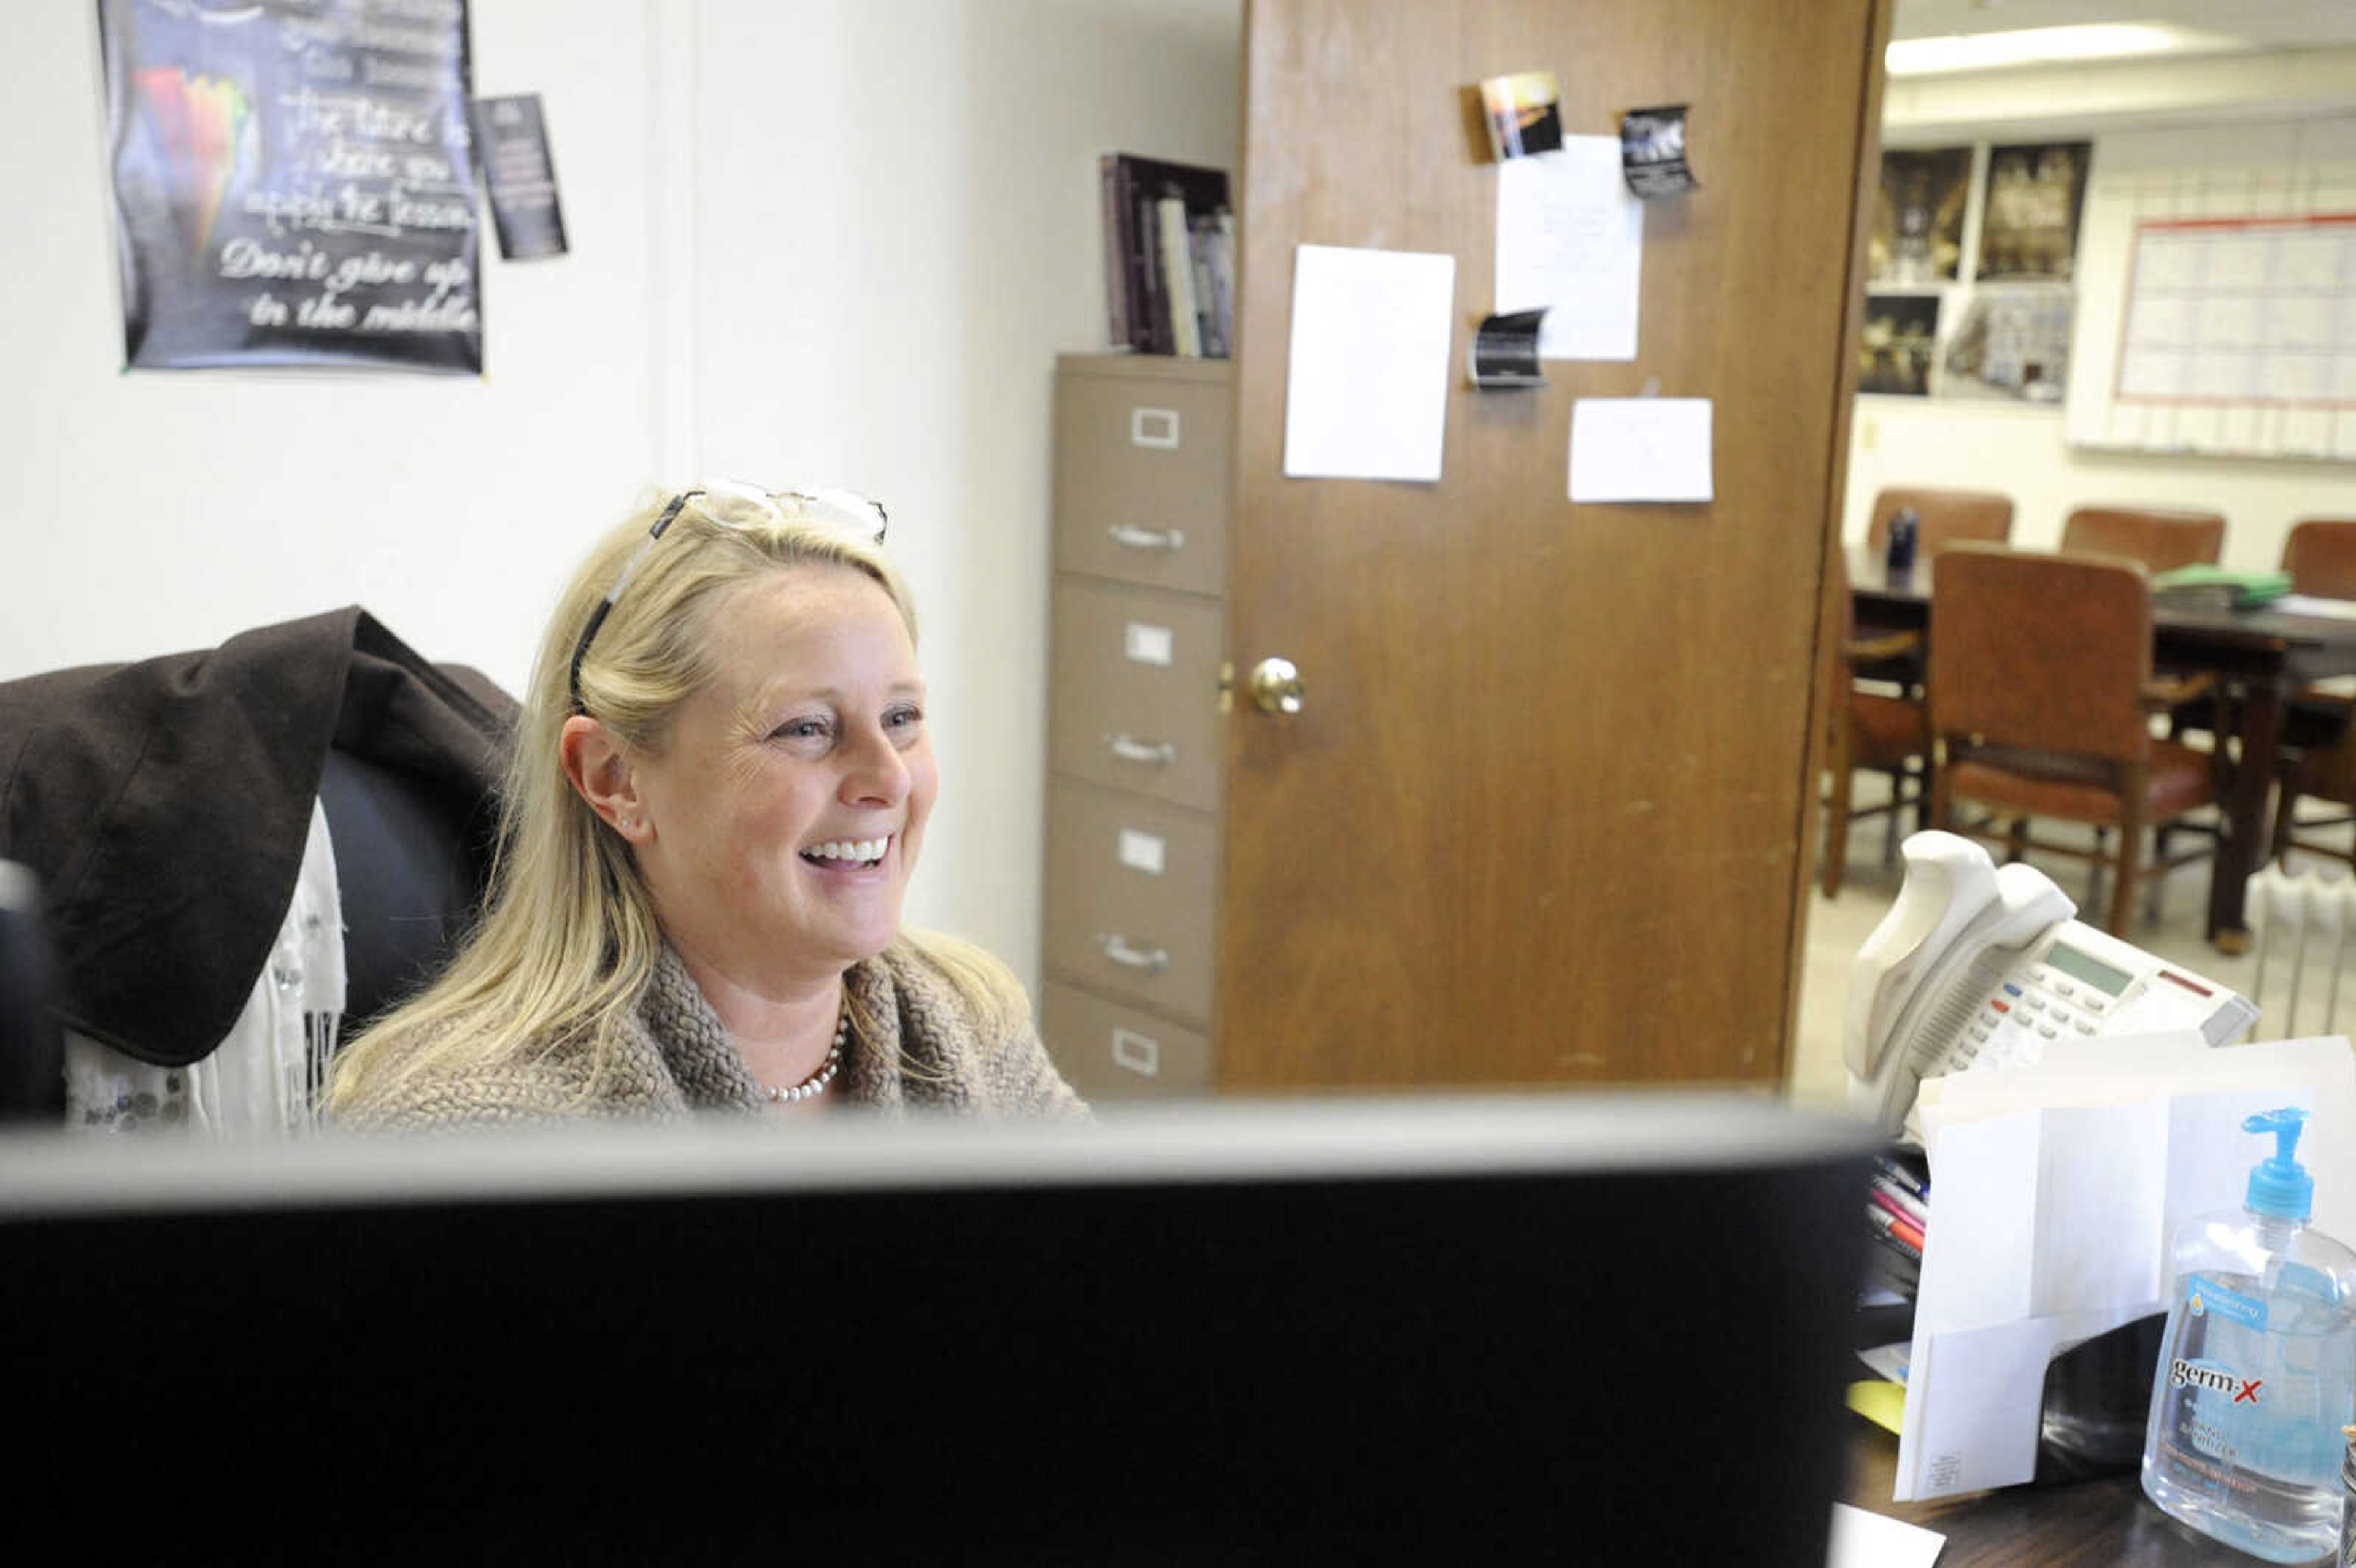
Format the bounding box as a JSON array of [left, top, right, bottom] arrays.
[[1942, 288, 2073, 402], [1975, 141, 2092, 282], [98, 0, 483, 374], [471, 94, 567, 261], [1870, 146, 1971, 286], [1860, 294, 1941, 396]]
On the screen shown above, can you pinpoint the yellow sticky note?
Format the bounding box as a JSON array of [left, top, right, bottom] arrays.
[[1847, 1379, 1906, 1435]]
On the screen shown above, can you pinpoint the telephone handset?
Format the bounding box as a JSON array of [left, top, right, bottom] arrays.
[[1846, 831, 2258, 1137]]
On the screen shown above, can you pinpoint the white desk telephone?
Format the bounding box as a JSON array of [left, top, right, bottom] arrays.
[[1846, 832, 2258, 1137]]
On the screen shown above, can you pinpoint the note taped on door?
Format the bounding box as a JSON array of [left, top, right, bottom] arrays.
[[1568, 398, 1713, 503]]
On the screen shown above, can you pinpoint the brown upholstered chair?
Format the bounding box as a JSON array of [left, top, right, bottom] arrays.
[[2282, 518, 2356, 599], [2268, 520, 2356, 865], [2274, 737, 2356, 868], [2065, 506, 2227, 772], [2060, 506, 2225, 572], [1927, 545, 2218, 935], [1854, 488, 2017, 690], [1865, 487, 2015, 559], [1826, 492, 2014, 892], [1822, 612, 1928, 897]]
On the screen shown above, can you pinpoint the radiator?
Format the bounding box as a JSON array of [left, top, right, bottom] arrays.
[[2247, 862, 2356, 1037]]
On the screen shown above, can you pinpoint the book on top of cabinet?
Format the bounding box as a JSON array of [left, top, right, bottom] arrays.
[[1098, 153, 1233, 359]]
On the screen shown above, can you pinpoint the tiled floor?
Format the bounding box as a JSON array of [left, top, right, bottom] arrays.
[[1788, 781, 2356, 1112]]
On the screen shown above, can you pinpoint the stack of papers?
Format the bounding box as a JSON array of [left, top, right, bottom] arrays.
[[1825, 1504, 1943, 1568], [2275, 594, 2356, 622]]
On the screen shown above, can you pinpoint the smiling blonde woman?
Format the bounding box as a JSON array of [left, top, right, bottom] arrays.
[[326, 483, 1084, 1127]]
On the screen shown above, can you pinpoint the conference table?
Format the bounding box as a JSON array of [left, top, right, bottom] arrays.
[[1849, 548, 2356, 952]]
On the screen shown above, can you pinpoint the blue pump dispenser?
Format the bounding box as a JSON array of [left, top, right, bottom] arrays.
[[2246, 1108, 2316, 1223], [2142, 1105, 2356, 1561]]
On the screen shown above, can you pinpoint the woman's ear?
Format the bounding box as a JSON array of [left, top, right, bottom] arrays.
[[560, 715, 653, 844]]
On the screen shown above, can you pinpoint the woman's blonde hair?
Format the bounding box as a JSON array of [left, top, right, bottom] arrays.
[[325, 486, 1025, 1114]]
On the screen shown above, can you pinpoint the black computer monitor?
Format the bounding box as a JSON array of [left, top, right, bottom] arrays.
[[1, 1094, 1872, 1564]]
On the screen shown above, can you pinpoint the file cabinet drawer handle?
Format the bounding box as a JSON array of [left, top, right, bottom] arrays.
[[1107, 524, 1187, 553], [1096, 934, 1172, 973], [1102, 732, 1177, 766]]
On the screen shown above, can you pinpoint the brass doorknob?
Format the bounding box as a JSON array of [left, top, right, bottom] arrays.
[[1247, 656, 1304, 716]]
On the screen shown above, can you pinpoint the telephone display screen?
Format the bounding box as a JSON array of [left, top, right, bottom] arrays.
[[2047, 940, 2133, 996]]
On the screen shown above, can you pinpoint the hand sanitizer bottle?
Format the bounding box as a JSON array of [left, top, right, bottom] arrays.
[[2141, 1108, 2356, 1562]]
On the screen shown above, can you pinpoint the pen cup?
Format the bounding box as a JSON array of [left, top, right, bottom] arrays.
[[1885, 508, 1919, 586]]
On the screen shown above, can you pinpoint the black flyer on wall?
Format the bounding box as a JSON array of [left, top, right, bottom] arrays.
[[1469, 309, 1547, 388], [1620, 104, 1700, 199], [471, 94, 567, 261], [96, 0, 483, 374]]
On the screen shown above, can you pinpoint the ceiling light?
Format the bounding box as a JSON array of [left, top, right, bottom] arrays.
[[1887, 22, 2239, 77]]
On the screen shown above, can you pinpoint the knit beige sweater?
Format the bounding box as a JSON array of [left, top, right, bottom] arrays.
[[337, 941, 1086, 1129]]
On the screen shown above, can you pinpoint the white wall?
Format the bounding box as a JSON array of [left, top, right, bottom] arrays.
[[1, 3, 664, 688], [677, 1, 1239, 979], [1845, 396, 2356, 562], [0, 0, 1242, 993], [1847, 72, 2356, 566]]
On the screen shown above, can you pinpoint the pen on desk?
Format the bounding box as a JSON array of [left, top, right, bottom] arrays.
[[1865, 1201, 1926, 1258], [1866, 1185, 1927, 1243], [1868, 1172, 1930, 1226], [1873, 1153, 1930, 1202], [1865, 1217, 1922, 1267]]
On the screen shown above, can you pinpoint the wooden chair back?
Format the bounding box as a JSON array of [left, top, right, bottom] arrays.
[[1865, 488, 2015, 557], [2060, 506, 2225, 572], [1928, 545, 2155, 764], [2282, 518, 2356, 599]]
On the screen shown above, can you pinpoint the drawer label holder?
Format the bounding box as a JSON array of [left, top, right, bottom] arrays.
[[1117, 828, 1168, 875], [1129, 407, 1182, 449], [1111, 1027, 1161, 1077]]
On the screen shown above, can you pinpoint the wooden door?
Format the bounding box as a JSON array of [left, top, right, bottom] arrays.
[[1215, 0, 1889, 1087]]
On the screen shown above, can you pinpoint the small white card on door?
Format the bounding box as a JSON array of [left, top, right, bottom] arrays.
[[1568, 397, 1713, 502]]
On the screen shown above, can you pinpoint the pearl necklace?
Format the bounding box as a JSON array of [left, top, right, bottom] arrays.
[[767, 1002, 849, 1104]]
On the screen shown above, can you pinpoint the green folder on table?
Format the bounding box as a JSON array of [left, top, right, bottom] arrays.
[[2150, 564, 2294, 612]]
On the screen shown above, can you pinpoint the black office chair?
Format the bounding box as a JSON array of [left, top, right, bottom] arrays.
[[0, 859, 64, 1120], [318, 704, 509, 1032], [0, 610, 515, 1121]]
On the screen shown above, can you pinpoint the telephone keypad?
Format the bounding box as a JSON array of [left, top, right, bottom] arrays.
[[1979, 967, 2104, 1055]]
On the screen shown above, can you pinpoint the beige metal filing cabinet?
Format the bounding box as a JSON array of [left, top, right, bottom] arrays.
[[1039, 353, 1230, 1099]]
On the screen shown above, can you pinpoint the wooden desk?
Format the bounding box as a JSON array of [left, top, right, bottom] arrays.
[[1845, 1421, 2268, 1566], [1849, 548, 2356, 951]]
